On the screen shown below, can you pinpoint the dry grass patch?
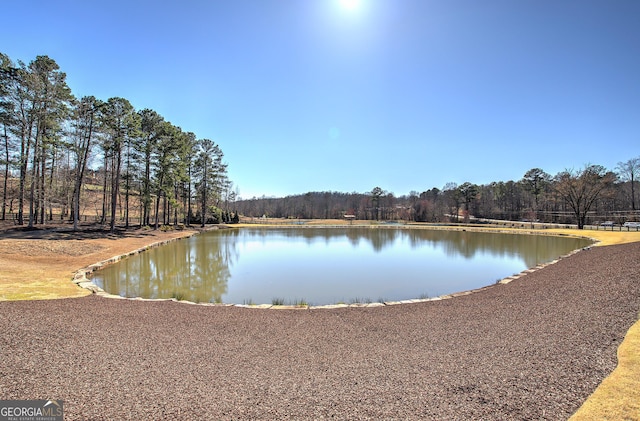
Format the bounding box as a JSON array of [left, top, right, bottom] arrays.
[[570, 319, 640, 420], [0, 279, 92, 300], [546, 228, 640, 246]]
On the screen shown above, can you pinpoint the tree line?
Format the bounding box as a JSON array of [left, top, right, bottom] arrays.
[[1, 52, 234, 231], [236, 161, 640, 230], [2, 52, 637, 231]]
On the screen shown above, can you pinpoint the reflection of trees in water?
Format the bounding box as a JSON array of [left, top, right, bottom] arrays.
[[100, 233, 238, 302], [404, 229, 589, 265], [98, 228, 590, 300], [419, 231, 514, 259], [186, 234, 235, 303], [233, 228, 589, 263], [243, 227, 401, 252]]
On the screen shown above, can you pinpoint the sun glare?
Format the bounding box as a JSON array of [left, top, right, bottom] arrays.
[[339, 0, 362, 12]]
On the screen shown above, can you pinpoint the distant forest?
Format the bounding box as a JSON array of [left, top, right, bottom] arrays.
[[236, 163, 640, 229], [1, 53, 233, 231], [1, 53, 638, 231]]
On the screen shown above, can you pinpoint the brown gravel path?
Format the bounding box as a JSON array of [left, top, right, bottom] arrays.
[[1, 242, 639, 420]]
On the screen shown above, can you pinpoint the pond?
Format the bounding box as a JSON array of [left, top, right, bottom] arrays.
[[91, 227, 592, 306]]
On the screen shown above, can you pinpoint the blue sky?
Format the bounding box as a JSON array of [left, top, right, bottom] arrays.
[[2, 0, 638, 199]]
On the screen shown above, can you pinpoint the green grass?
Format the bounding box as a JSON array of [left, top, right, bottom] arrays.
[[171, 291, 185, 301], [269, 297, 308, 306], [349, 297, 372, 304]]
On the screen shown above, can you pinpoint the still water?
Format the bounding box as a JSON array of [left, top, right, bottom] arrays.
[[92, 227, 592, 305]]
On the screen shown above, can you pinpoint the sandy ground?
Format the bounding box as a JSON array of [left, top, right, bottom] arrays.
[[0, 225, 197, 300]]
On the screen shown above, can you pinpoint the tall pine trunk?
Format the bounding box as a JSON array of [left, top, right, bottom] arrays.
[[27, 123, 41, 228], [72, 109, 94, 231], [201, 164, 207, 227], [1, 124, 9, 221], [100, 154, 108, 225], [154, 173, 164, 230], [110, 146, 121, 233], [47, 149, 55, 221], [18, 117, 34, 226], [39, 143, 46, 224]]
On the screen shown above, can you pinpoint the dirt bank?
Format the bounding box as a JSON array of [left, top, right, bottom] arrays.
[[0, 225, 197, 300]]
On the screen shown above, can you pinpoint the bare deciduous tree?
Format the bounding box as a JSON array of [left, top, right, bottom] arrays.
[[616, 157, 640, 211], [554, 164, 616, 229]]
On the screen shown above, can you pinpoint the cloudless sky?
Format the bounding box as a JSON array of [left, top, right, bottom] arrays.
[[2, 0, 639, 198]]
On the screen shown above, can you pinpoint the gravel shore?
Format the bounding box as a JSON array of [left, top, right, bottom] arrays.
[[1, 242, 638, 420]]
